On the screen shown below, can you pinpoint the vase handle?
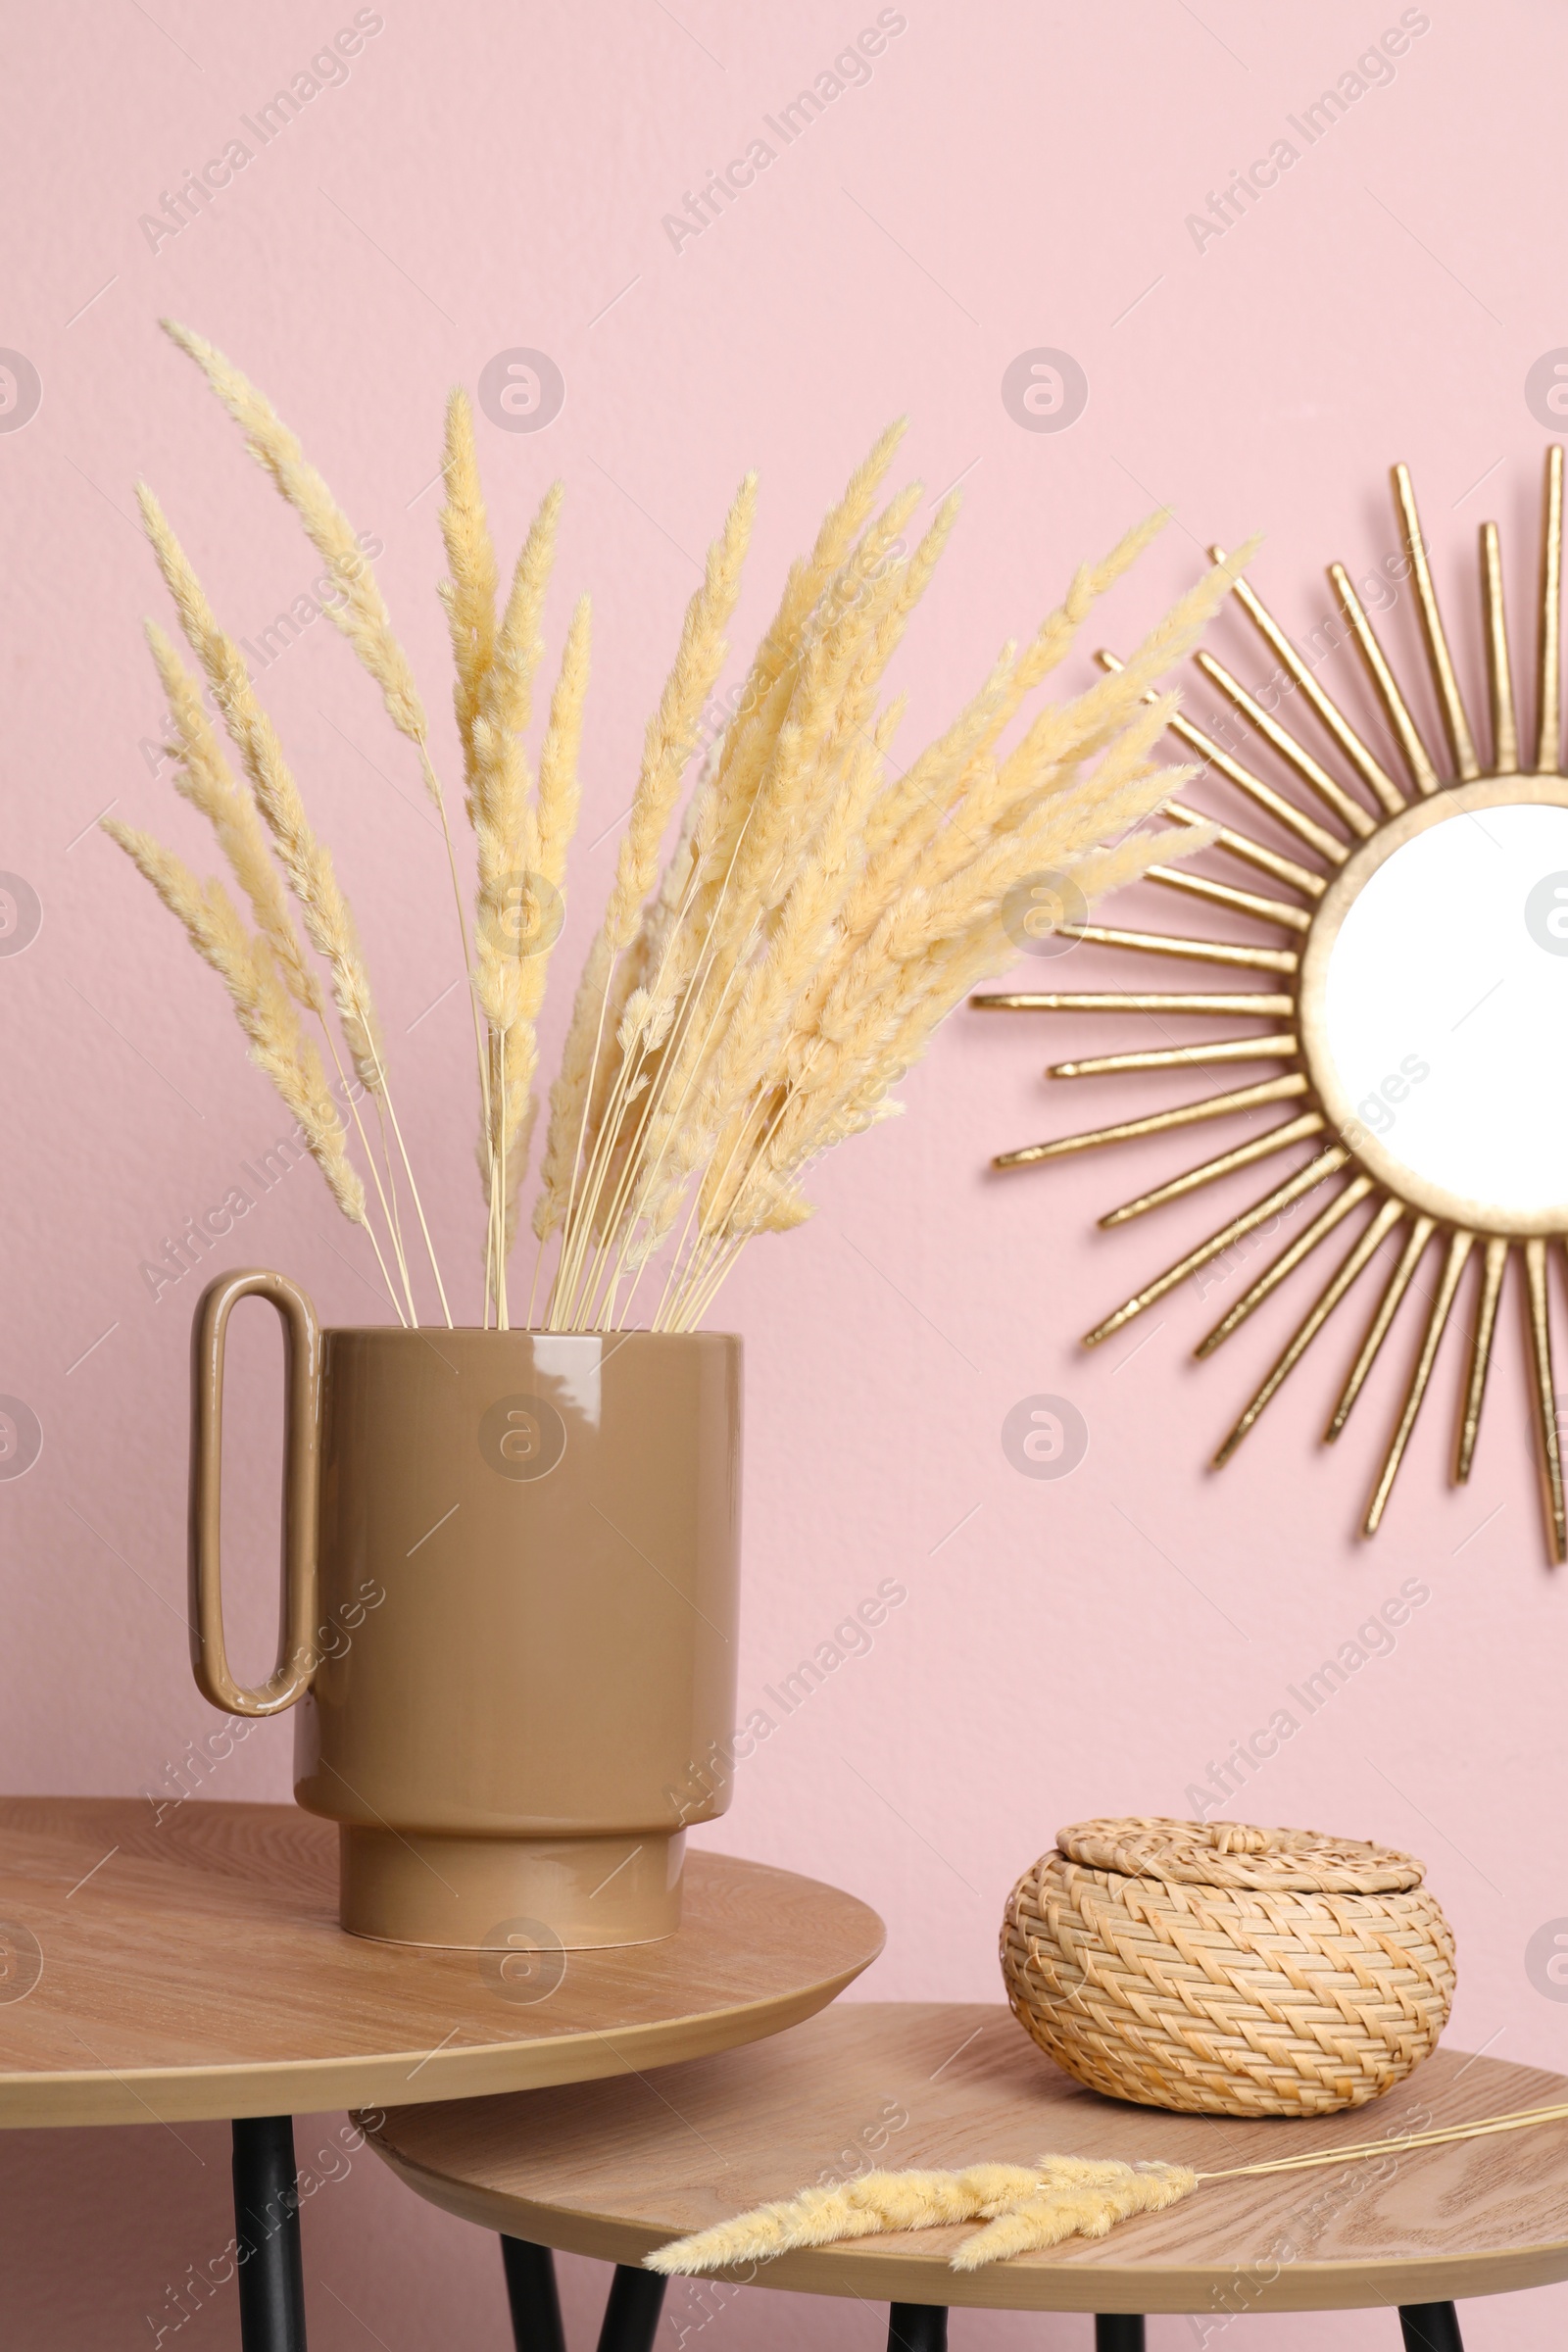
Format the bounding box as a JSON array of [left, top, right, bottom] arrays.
[[189, 1268, 322, 1717]]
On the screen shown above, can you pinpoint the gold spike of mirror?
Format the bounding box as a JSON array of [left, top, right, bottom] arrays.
[[978, 451, 1568, 1562]]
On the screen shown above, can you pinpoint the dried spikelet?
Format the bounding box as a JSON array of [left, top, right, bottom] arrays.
[[534, 474, 756, 1243], [162, 319, 431, 756], [619, 489, 934, 1233], [136, 482, 387, 1096], [436, 387, 500, 798], [629, 416, 909, 1012], [952, 2158, 1198, 2269], [473, 488, 561, 824], [607, 755, 710, 1054], [540, 465, 1253, 1329], [680, 708, 896, 1200], [533, 594, 591, 892], [714, 747, 1204, 1233], [636, 428, 914, 1024], [877, 799, 1202, 1086], [748, 1173, 811, 1233], [722, 483, 926, 911], [1065, 815, 1219, 905], [762, 774, 1200, 1196], [496, 596, 592, 1251], [497, 1018, 541, 1242], [857, 509, 1166, 881], [996, 537, 1262, 804], [646, 2164, 1053, 2275], [814, 776, 1134, 1090], [914, 694, 1183, 921], [826, 645, 1019, 959], [629, 725, 902, 1272], [608, 474, 757, 952], [830, 495, 961, 758], [101, 819, 367, 1225], [753, 417, 906, 686], [1010, 506, 1171, 700], [472, 486, 562, 1026], [647, 2154, 1199, 2277], [145, 620, 324, 1017]]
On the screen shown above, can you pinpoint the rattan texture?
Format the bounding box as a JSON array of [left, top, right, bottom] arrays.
[[1002, 1817, 1455, 2118]]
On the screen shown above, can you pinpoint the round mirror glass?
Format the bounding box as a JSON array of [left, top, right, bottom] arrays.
[[1320, 798, 1568, 1219]]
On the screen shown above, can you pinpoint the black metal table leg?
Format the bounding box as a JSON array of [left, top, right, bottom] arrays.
[[887, 2307, 948, 2352], [1400, 2306, 1465, 2352], [597, 2263, 668, 2352], [502, 2238, 568, 2352], [232, 2115, 308, 2352], [1097, 2321, 1146, 2352]]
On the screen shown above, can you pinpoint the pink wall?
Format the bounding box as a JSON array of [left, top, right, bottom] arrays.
[[5, 0, 1568, 2345]]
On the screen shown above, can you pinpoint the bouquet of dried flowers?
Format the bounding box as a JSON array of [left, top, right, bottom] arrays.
[[110, 322, 1253, 1332]]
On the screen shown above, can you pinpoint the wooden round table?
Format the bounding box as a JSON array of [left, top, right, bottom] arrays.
[[368, 2000, 1568, 2352], [0, 1800, 882, 2348]]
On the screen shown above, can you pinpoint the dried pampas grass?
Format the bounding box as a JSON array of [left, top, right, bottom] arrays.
[[111, 323, 1253, 1330], [645, 2154, 1200, 2276], [99, 822, 377, 1250], [645, 2098, 1568, 2275]]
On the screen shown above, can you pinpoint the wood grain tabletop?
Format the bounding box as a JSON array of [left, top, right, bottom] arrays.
[[369, 2000, 1568, 2313], [0, 1799, 884, 2128]]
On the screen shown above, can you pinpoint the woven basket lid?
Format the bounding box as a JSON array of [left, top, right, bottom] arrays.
[[1054, 1815, 1426, 1893]]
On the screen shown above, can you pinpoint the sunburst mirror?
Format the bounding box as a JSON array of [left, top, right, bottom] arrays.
[[981, 450, 1568, 1561]]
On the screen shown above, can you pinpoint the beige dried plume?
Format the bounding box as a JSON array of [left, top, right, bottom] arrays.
[[502, 590, 591, 1253], [470, 485, 562, 1041], [161, 319, 429, 751], [164, 322, 485, 1316], [435, 416, 586, 1316], [111, 341, 1250, 1335], [135, 482, 387, 1099], [145, 619, 324, 1018], [534, 471, 756, 1262], [647, 2100, 1568, 2274], [645, 2155, 1199, 2276], [100, 820, 368, 1232], [532, 468, 1255, 1332], [436, 387, 501, 796]]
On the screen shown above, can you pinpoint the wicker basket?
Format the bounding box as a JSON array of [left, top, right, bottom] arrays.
[[1001, 1816, 1455, 2118]]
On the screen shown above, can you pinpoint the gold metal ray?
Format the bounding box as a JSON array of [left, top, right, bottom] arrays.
[[1538, 444, 1563, 774], [1096, 653, 1348, 864], [1392, 462, 1481, 780], [1083, 1148, 1350, 1348], [1480, 521, 1519, 775], [1330, 562, 1442, 797], [972, 990, 1297, 1016], [1455, 1233, 1508, 1485], [1194, 651, 1377, 838], [1363, 1229, 1475, 1535], [1051, 1036, 1297, 1079], [988, 455, 1568, 1558], [1195, 1175, 1374, 1357], [1525, 1237, 1566, 1562], [1145, 863, 1312, 931], [1165, 801, 1326, 901], [1211, 545, 1405, 815], [1056, 923, 1298, 974], [1102, 1112, 1326, 1226], [993, 1073, 1310, 1169], [1165, 707, 1348, 860], [1326, 1214, 1436, 1441], [1212, 1197, 1405, 1465]]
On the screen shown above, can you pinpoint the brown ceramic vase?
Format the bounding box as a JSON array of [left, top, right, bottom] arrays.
[[188, 1269, 741, 1951]]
